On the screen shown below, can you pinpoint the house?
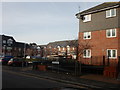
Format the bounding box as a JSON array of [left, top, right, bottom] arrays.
[[45, 40, 78, 59], [1, 35, 16, 56], [0, 35, 36, 57], [76, 2, 120, 67], [38, 45, 47, 57]]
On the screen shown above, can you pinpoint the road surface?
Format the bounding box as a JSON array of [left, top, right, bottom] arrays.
[[2, 66, 89, 90]]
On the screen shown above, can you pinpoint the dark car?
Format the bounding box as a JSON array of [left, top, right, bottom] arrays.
[[8, 58, 27, 66], [1, 56, 13, 65]]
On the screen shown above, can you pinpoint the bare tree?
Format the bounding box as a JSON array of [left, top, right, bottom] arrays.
[[78, 39, 93, 58], [68, 38, 93, 60], [69, 38, 93, 75]]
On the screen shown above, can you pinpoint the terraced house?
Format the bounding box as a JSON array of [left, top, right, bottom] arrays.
[[46, 40, 78, 59], [76, 2, 120, 67]]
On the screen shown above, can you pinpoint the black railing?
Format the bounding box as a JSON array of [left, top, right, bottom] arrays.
[[32, 56, 120, 75]]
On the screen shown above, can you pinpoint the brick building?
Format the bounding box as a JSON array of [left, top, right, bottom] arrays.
[[43, 40, 78, 59], [0, 35, 40, 58], [1, 35, 16, 56], [76, 2, 120, 67]]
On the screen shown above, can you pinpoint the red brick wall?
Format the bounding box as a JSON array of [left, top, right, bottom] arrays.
[[118, 28, 120, 56], [78, 28, 120, 66]]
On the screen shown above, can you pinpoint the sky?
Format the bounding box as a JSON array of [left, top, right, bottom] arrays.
[[1, 1, 119, 45]]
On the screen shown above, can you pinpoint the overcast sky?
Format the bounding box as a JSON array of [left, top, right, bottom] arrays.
[[1, 1, 115, 45]]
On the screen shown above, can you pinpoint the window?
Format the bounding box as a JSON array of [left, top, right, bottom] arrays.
[[7, 39, 13, 44], [83, 49, 91, 58], [3, 40, 6, 44], [73, 47, 75, 50], [83, 14, 91, 22], [63, 47, 65, 51], [7, 47, 12, 50], [19, 48, 21, 51], [106, 29, 116, 38], [107, 49, 117, 58], [57, 46, 61, 51], [106, 9, 116, 18], [67, 45, 70, 51], [83, 32, 91, 39]]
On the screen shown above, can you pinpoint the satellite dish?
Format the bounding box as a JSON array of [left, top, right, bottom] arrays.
[[80, 15, 85, 20]]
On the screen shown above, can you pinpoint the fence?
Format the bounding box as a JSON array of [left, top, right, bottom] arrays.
[[32, 56, 120, 76], [79, 56, 111, 66]]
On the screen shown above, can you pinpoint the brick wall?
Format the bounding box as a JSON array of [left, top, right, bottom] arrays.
[[78, 28, 120, 66]]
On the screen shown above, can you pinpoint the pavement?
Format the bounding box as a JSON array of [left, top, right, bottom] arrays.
[[20, 66, 120, 89], [3, 65, 120, 89]]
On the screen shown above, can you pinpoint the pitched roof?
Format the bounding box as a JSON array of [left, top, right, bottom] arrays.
[[14, 42, 24, 48], [1, 34, 16, 42], [77, 2, 120, 16], [47, 40, 78, 48]]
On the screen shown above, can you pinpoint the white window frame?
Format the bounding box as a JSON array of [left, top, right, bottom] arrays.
[[107, 49, 117, 59], [83, 14, 91, 22], [83, 32, 91, 39], [83, 49, 91, 58], [73, 47, 75, 50], [106, 8, 116, 18], [63, 47, 65, 51], [57, 46, 61, 51], [106, 28, 116, 38]]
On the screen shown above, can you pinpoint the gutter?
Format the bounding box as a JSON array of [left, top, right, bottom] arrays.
[[76, 5, 120, 16]]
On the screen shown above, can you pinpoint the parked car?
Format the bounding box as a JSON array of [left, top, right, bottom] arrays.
[[8, 58, 27, 66], [0, 55, 4, 63], [0, 57, 4, 63], [1, 56, 13, 65]]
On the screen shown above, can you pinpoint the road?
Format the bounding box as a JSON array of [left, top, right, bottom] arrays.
[[2, 66, 89, 89]]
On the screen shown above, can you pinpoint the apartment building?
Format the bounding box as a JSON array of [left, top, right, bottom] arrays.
[[76, 2, 120, 66]]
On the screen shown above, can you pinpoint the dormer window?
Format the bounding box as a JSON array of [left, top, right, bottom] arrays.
[[106, 8, 116, 18], [83, 14, 91, 22]]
